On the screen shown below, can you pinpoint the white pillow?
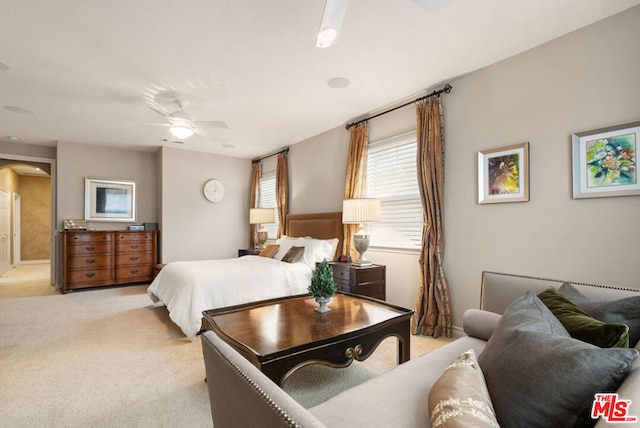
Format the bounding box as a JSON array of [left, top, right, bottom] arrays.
[[299, 237, 339, 270]]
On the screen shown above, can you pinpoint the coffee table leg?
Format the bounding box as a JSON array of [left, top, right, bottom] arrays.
[[398, 324, 411, 364]]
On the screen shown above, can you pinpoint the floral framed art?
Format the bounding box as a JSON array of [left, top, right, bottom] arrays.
[[478, 142, 529, 204], [572, 120, 640, 199]]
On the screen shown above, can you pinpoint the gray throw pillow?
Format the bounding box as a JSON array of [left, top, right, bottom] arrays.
[[559, 283, 640, 347], [478, 291, 639, 428]]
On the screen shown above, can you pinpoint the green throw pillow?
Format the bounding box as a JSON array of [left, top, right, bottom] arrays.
[[281, 246, 304, 263], [478, 292, 638, 427], [538, 287, 629, 348], [559, 282, 640, 347]]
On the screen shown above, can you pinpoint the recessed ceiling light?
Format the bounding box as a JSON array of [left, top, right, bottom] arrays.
[[7, 136, 20, 141], [4, 106, 34, 115], [0, 61, 9, 71], [328, 77, 350, 89]]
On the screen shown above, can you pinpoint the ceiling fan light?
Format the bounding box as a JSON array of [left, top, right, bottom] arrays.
[[316, 0, 348, 48], [170, 125, 194, 139], [316, 28, 339, 48]]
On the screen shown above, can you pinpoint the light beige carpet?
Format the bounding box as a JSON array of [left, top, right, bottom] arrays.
[[0, 263, 452, 426]]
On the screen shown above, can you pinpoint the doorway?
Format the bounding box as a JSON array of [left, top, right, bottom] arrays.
[[0, 154, 56, 286]]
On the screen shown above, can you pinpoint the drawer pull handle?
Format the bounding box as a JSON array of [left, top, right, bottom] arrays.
[[86, 273, 95, 278], [130, 245, 139, 249], [130, 256, 139, 261], [85, 246, 95, 251], [130, 269, 138, 274], [86, 259, 95, 264]]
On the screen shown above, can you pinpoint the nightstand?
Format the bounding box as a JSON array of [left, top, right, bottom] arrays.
[[329, 262, 386, 300], [238, 248, 260, 257]]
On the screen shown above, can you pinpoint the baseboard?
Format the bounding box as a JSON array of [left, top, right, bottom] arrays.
[[18, 259, 51, 265]]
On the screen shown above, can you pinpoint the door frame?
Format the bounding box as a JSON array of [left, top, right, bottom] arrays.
[[0, 153, 56, 286], [13, 192, 21, 266]]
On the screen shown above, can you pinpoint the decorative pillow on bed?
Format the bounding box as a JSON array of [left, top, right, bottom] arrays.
[[429, 349, 499, 428], [537, 286, 629, 348], [274, 236, 298, 260], [559, 282, 640, 347], [281, 246, 305, 263], [258, 244, 280, 258], [478, 291, 639, 427]]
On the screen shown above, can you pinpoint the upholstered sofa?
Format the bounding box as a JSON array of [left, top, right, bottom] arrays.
[[201, 271, 640, 427]]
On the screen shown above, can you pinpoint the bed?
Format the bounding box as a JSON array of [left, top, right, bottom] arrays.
[[147, 212, 343, 340]]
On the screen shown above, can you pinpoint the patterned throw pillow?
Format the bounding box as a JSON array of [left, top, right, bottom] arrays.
[[429, 349, 499, 428], [281, 246, 304, 263], [258, 244, 280, 258]]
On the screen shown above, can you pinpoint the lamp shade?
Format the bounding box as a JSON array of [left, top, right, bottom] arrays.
[[342, 199, 381, 224], [249, 208, 275, 224]]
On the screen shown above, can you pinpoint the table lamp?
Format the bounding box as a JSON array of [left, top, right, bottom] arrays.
[[250, 208, 275, 249], [342, 198, 381, 266]]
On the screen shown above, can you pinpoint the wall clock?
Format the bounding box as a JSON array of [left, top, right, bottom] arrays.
[[203, 179, 225, 203]]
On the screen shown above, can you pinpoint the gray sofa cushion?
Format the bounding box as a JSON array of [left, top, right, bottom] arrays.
[[478, 291, 639, 428]]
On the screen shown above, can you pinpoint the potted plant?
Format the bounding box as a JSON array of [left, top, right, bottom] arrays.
[[308, 259, 337, 313]]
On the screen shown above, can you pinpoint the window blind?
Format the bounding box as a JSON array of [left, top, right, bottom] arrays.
[[366, 132, 422, 250], [260, 171, 279, 239]]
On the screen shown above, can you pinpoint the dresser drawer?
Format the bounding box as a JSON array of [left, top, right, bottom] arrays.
[[353, 282, 385, 299], [115, 232, 155, 242], [67, 268, 113, 285], [115, 241, 155, 253], [352, 267, 385, 284], [68, 254, 112, 269], [67, 242, 112, 256], [68, 232, 112, 243], [116, 266, 153, 281], [115, 252, 154, 266]]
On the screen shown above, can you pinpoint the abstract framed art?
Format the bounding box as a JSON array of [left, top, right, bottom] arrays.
[[478, 142, 529, 204], [572, 120, 640, 199], [85, 177, 137, 222]]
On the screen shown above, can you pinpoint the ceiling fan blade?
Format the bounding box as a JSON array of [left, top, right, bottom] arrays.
[[147, 104, 171, 119], [409, 0, 449, 12], [195, 120, 229, 129]]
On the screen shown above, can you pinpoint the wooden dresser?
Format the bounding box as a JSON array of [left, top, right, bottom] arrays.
[[60, 230, 158, 293]]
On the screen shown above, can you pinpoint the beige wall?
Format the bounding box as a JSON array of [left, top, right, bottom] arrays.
[[19, 175, 51, 261], [159, 147, 251, 263], [288, 6, 640, 328]]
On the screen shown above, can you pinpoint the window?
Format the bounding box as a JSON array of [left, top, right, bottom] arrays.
[[260, 171, 279, 239], [366, 131, 422, 251]]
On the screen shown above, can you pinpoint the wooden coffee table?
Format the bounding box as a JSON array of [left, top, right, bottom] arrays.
[[202, 293, 414, 386]]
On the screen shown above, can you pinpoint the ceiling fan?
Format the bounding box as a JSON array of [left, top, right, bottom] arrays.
[[316, 0, 449, 48], [144, 100, 228, 139]]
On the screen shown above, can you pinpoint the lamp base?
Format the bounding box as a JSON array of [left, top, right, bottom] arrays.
[[352, 233, 371, 267], [257, 230, 268, 249]]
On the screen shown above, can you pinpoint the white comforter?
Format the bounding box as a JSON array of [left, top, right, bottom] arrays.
[[147, 256, 312, 340]]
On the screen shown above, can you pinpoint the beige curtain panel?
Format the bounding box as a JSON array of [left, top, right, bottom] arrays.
[[249, 162, 262, 248], [276, 152, 289, 238], [342, 122, 369, 259], [413, 96, 453, 338]]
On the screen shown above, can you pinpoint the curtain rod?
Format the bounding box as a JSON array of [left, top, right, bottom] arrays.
[[345, 83, 452, 130], [252, 147, 289, 164]]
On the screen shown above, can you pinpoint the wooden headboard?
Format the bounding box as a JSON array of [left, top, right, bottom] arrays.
[[285, 212, 343, 260]]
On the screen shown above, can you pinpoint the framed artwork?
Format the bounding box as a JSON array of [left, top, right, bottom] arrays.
[[572, 120, 640, 199], [478, 142, 529, 204], [85, 178, 136, 222]]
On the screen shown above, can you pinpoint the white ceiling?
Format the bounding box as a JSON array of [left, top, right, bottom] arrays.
[[1, 0, 638, 159]]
